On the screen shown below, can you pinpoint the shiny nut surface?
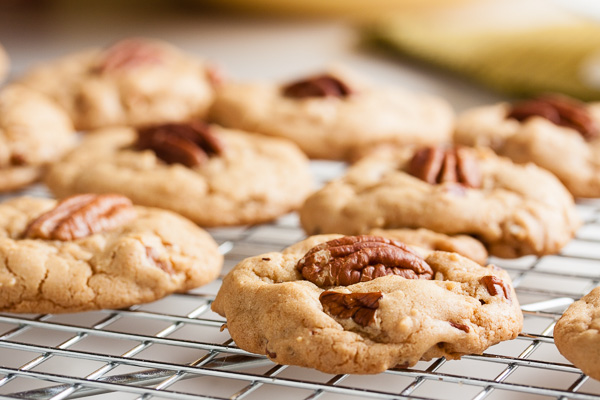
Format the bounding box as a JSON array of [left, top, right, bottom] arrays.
[[319, 291, 383, 327], [24, 194, 136, 241], [95, 38, 166, 73], [282, 74, 353, 98], [407, 146, 482, 189], [296, 235, 433, 287], [507, 94, 599, 140], [136, 121, 225, 168]]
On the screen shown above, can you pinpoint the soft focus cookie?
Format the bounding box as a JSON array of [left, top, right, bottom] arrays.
[[19, 38, 216, 131], [554, 287, 600, 381], [212, 235, 522, 374], [0, 43, 8, 83], [454, 95, 600, 198], [209, 69, 454, 160], [368, 228, 488, 265], [0, 84, 76, 192], [0, 194, 223, 313], [300, 145, 580, 258], [45, 122, 312, 227]]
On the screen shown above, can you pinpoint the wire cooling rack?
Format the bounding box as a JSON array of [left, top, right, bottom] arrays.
[[2, 160, 600, 400]]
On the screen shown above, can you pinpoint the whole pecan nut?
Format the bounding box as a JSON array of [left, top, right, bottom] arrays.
[[320, 291, 383, 327], [24, 194, 136, 241], [136, 121, 225, 168], [407, 146, 481, 189], [296, 235, 433, 287], [282, 74, 353, 99], [95, 38, 166, 73], [507, 94, 599, 140]]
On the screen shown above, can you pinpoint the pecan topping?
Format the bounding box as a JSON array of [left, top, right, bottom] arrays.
[[407, 146, 481, 189], [96, 38, 166, 73], [296, 235, 433, 287], [320, 291, 383, 327], [480, 275, 511, 301], [24, 194, 136, 241], [136, 121, 224, 168], [145, 246, 174, 274], [282, 74, 353, 99], [449, 322, 470, 333], [507, 94, 599, 140]]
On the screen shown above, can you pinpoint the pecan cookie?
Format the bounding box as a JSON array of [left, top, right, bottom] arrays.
[[19, 38, 216, 131], [0, 84, 76, 192], [209, 69, 454, 160], [454, 95, 600, 198], [554, 287, 600, 381], [212, 235, 522, 374], [368, 228, 488, 265], [300, 145, 580, 258], [45, 122, 312, 227], [0, 194, 223, 313]]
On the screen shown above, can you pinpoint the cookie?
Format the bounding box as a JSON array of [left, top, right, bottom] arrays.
[[0, 84, 76, 192], [0, 194, 223, 313], [554, 287, 600, 381], [300, 145, 580, 258], [0, 42, 8, 83], [45, 122, 313, 227], [212, 234, 522, 374], [209, 69, 454, 160], [454, 94, 600, 198], [368, 228, 488, 265], [19, 38, 216, 131]]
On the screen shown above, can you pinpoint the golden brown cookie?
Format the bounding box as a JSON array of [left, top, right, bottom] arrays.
[[300, 145, 580, 258], [19, 38, 216, 131], [0, 42, 9, 83], [454, 95, 600, 198], [212, 235, 522, 374], [0, 84, 76, 192], [45, 122, 312, 227], [554, 287, 600, 381], [209, 68, 454, 160], [0, 194, 223, 313]]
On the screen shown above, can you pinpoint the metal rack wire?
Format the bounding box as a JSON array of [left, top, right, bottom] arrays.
[[1, 161, 600, 400]]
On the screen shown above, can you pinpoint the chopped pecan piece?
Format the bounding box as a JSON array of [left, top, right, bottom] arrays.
[[507, 94, 599, 140], [320, 291, 383, 327], [145, 246, 174, 274], [480, 275, 511, 301], [24, 194, 136, 241], [282, 74, 353, 99], [297, 235, 433, 287], [449, 322, 470, 333], [95, 38, 166, 73], [136, 121, 225, 168], [407, 146, 481, 189]]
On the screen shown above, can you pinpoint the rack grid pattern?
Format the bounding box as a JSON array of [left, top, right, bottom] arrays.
[[1, 162, 600, 400]]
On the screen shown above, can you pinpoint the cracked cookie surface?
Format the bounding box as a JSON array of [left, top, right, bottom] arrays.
[[212, 234, 522, 374], [45, 124, 312, 227], [300, 146, 580, 258], [209, 69, 454, 160], [0, 84, 76, 192], [19, 38, 215, 131], [454, 101, 600, 198], [554, 287, 600, 381], [0, 196, 222, 313]]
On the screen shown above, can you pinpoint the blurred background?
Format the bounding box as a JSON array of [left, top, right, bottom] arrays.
[[2, 0, 600, 111]]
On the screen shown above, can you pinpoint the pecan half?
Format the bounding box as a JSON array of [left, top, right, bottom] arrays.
[[296, 235, 433, 287], [507, 94, 599, 140], [24, 194, 136, 241], [282, 74, 353, 99], [407, 146, 481, 189], [320, 291, 383, 327], [136, 121, 225, 168], [480, 275, 511, 301], [95, 38, 166, 73]]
